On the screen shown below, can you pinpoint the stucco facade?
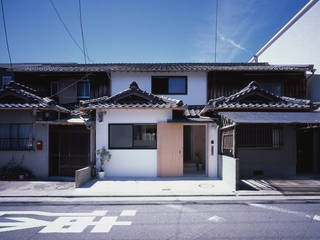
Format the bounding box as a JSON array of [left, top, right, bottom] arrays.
[[111, 72, 207, 105], [95, 109, 172, 177], [0, 110, 49, 177]]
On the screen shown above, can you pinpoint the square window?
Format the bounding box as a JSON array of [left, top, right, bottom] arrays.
[[152, 76, 187, 95], [109, 124, 133, 148], [133, 125, 157, 149]]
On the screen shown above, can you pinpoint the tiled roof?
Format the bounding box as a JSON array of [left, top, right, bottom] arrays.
[[184, 105, 205, 118], [202, 81, 314, 114], [0, 81, 69, 112], [80, 81, 184, 110], [0, 62, 314, 72]]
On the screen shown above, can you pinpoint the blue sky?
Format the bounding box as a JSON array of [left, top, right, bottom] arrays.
[[0, 0, 309, 63]]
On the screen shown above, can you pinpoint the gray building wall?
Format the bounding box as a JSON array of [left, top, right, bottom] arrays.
[[238, 126, 296, 177], [307, 74, 320, 102], [0, 110, 49, 177]]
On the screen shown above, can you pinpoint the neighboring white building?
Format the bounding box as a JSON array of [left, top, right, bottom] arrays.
[[248, 0, 320, 102]]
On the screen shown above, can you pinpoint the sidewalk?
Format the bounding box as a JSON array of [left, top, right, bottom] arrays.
[[0, 178, 234, 197], [1, 176, 320, 198]]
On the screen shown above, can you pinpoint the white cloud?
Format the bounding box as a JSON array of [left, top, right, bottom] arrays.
[[218, 33, 246, 51]]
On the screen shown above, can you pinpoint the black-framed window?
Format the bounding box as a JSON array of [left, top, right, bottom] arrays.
[[237, 125, 282, 148], [77, 81, 90, 99], [109, 124, 157, 149], [152, 76, 187, 95], [0, 124, 34, 151]]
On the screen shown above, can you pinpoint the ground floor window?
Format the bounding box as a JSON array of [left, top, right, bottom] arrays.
[[109, 124, 157, 149], [0, 124, 34, 150], [237, 125, 282, 148]]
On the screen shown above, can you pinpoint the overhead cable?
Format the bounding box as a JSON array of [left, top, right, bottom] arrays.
[[48, 0, 93, 63], [1, 0, 12, 69]]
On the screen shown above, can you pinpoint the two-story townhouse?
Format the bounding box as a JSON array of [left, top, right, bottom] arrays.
[[78, 63, 316, 182], [0, 64, 111, 178], [0, 63, 317, 185]]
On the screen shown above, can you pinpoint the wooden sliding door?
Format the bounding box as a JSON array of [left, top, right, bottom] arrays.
[[157, 123, 183, 177]]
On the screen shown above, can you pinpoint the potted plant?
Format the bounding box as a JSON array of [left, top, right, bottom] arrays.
[[96, 146, 111, 179]]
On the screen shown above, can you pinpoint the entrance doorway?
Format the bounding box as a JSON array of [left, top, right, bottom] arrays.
[[49, 125, 90, 177], [296, 129, 316, 173], [183, 125, 206, 176]]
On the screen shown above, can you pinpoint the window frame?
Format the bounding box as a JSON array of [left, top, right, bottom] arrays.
[[151, 76, 188, 95], [77, 80, 91, 99], [0, 123, 35, 151], [108, 123, 157, 150], [236, 125, 283, 149]]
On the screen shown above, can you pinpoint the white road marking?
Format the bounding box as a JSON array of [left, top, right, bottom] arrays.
[[208, 216, 226, 223], [120, 210, 136, 216], [0, 210, 136, 233], [0, 217, 50, 232], [313, 215, 320, 221], [0, 210, 108, 217], [249, 203, 320, 222], [165, 204, 195, 213]]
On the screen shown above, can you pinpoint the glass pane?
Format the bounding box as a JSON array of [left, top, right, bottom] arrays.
[[77, 82, 90, 97], [0, 124, 10, 138], [109, 124, 133, 148], [133, 125, 157, 148], [19, 124, 33, 138], [168, 77, 186, 94], [152, 77, 168, 94]]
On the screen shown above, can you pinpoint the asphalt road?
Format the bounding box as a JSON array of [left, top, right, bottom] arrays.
[[0, 199, 320, 239]]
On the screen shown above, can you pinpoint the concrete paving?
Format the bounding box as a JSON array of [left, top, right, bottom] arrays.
[[1, 175, 320, 198], [0, 178, 234, 197]]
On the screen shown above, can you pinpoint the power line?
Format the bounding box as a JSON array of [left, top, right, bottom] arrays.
[[48, 0, 93, 63], [214, 0, 219, 63], [78, 0, 87, 65], [1, 0, 12, 69]]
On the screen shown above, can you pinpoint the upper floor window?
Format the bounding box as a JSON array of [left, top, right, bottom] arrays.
[[0, 73, 14, 89], [0, 124, 34, 151], [77, 81, 90, 99], [152, 76, 187, 95], [51, 81, 58, 96]]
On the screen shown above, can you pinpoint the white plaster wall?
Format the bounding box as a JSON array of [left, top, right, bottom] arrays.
[[221, 155, 239, 191], [257, 1, 320, 101], [111, 72, 207, 105], [207, 123, 219, 178], [0, 110, 49, 177], [95, 109, 172, 177]]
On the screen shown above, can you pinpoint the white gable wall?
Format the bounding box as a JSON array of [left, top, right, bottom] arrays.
[[255, 1, 320, 101], [111, 72, 207, 105], [96, 109, 172, 177]]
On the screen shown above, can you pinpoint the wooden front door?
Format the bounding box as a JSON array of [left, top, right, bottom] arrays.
[[157, 123, 183, 177], [49, 125, 90, 177]]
